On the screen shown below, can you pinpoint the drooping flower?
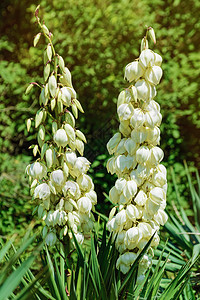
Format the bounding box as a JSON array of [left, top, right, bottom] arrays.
[[106, 27, 167, 283]]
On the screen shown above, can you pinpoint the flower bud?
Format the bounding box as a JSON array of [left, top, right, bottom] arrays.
[[26, 118, 31, 132], [75, 139, 84, 156], [53, 129, 68, 147], [35, 110, 43, 128], [48, 75, 57, 98], [60, 67, 73, 88], [46, 44, 52, 61], [148, 27, 156, 44], [76, 130, 87, 143], [42, 24, 49, 35], [65, 111, 75, 127], [64, 123, 75, 141], [140, 37, 148, 52], [61, 87, 72, 106]]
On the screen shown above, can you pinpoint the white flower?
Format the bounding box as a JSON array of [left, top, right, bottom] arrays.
[[134, 190, 147, 206], [139, 49, 155, 68], [115, 155, 137, 172], [130, 108, 145, 128], [65, 150, 77, 167], [119, 120, 131, 137], [50, 170, 65, 189], [125, 227, 142, 249], [144, 109, 162, 128], [124, 61, 144, 82], [148, 147, 164, 166], [74, 157, 90, 174], [117, 103, 134, 121], [136, 146, 150, 165], [109, 186, 119, 204], [145, 66, 163, 85], [154, 209, 168, 226], [54, 129, 68, 147], [45, 232, 57, 246], [115, 138, 127, 155], [77, 197, 92, 213], [34, 183, 51, 200], [131, 128, 148, 144], [45, 149, 56, 168], [126, 204, 139, 221], [77, 174, 94, 191], [85, 190, 97, 204], [61, 87, 72, 106], [62, 180, 81, 199], [154, 53, 162, 66], [26, 162, 47, 179], [135, 79, 156, 101], [123, 139, 137, 156], [107, 132, 121, 155], [123, 180, 137, 199]]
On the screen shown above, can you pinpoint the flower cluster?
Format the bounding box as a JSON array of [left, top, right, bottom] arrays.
[[26, 14, 96, 247], [106, 28, 168, 283]]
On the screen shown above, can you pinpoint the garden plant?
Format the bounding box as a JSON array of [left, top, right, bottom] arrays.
[[0, 2, 200, 300]]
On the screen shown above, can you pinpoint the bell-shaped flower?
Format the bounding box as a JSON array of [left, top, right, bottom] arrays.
[[145, 66, 163, 85], [124, 61, 144, 82], [77, 174, 94, 192], [139, 49, 155, 68], [123, 180, 137, 199], [148, 147, 164, 166], [135, 79, 156, 101], [74, 157, 90, 175], [146, 126, 160, 145], [50, 170, 65, 190], [106, 157, 117, 174], [130, 169, 144, 186], [117, 103, 134, 121], [126, 204, 140, 221], [115, 138, 127, 155], [77, 197, 92, 213], [144, 109, 162, 128], [119, 120, 131, 137], [62, 180, 81, 199], [45, 148, 56, 168], [134, 190, 147, 206], [65, 150, 77, 168], [45, 232, 57, 246], [54, 129, 68, 147], [61, 87, 72, 106], [26, 162, 47, 180], [109, 186, 120, 204], [114, 209, 127, 228], [107, 132, 121, 155], [124, 138, 138, 156], [151, 164, 167, 187], [34, 183, 51, 200], [115, 155, 137, 172], [136, 146, 150, 165], [154, 52, 162, 66], [85, 190, 97, 205], [131, 127, 148, 144], [154, 209, 168, 225], [130, 108, 145, 128], [125, 227, 142, 249]]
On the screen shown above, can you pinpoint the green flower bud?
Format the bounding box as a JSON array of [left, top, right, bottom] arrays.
[[44, 63, 50, 82], [42, 24, 49, 35], [48, 75, 57, 98], [33, 33, 41, 47], [33, 144, 38, 157], [76, 130, 87, 143], [35, 110, 43, 128]]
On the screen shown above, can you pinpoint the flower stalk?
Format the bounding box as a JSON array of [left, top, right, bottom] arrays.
[[106, 27, 168, 284], [25, 6, 97, 248]]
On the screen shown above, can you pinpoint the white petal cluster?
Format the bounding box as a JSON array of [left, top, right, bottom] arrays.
[[107, 38, 167, 283], [26, 54, 96, 247]]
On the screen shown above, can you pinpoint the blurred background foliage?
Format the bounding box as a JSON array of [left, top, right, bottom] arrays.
[[0, 0, 200, 238]]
